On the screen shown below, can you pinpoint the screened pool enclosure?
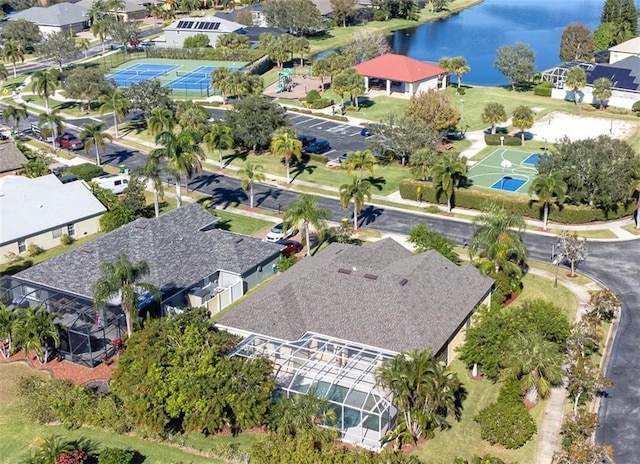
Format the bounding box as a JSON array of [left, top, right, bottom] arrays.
[[230, 332, 398, 450]]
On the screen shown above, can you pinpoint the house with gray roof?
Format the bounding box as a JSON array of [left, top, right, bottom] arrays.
[[0, 174, 105, 263], [73, 0, 146, 21], [9, 2, 88, 35], [160, 15, 245, 48], [0, 141, 28, 177]]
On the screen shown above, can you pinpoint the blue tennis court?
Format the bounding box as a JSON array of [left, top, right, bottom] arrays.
[[167, 65, 217, 91], [523, 153, 539, 165], [490, 176, 527, 192], [106, 63, 179, 87]]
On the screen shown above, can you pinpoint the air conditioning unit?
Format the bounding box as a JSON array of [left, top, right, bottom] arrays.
[[187, 287, 210, 308]]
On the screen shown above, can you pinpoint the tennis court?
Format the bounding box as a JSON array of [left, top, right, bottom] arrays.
[[467, 148, 540, 193], [166, 64, 244, 94], [106, 63, 179, 87]]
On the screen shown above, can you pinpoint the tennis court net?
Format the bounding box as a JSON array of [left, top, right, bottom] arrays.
[[175, 71, 211, 79], [109, 69, 169, 77]]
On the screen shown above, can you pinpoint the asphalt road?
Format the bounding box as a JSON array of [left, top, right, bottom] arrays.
[[6, 102, 639, 462]]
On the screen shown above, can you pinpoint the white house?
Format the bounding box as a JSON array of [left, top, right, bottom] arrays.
[[161, 16, 245, 48], [0, 175, 106, 263]]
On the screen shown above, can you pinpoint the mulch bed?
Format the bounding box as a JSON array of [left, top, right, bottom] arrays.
[[0, 349, 115, 385]]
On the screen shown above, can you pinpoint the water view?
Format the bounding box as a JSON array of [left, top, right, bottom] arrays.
[[390, 0, 604, 85]]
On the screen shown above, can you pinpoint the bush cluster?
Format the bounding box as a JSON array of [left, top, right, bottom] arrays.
[[302, 90, 334, 109], [97, 448, 136, 464], [67, 164, 105, 182], [145, 47, 263, 62], [400, 180, 635, 223], [533, 81, 553, 97]]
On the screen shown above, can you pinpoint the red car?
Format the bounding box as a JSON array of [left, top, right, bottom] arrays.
[[56, 133, 84, 150], [277, 239, 303, 257]]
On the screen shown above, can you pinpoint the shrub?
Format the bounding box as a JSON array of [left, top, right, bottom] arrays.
[[475, 400, 536, 449], [277, 255, 296, 272], [305, 89, 321, 103], [67, 163, 104, 182], [306, 98, 331, 109], [60, 234, 75, 246], [484, 134, 521, 146], [98, 448, 136, 464], [4, 251, 23, 263], [56, 450, 88, 464], [633, 100, 640, 114], [183, 33, 210, 48], [533, 81, 553, 97], [27, 243, 44, 257]]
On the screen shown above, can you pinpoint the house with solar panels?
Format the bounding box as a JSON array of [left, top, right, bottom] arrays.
[[161, 16, 245, 48]]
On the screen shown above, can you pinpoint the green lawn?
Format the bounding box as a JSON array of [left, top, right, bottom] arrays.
[[0, 363, 254, 464], [518, 272, 578, 320], [209, 207, 274, 235]]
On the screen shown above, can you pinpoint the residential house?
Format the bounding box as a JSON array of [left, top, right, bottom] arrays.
[[9, 3, 88, 35], [3, 203, 282, 366], [160, 16, 245, 48], [73, 0, 147, 21], [218, 238, 493, 449], [0, 142, 28, 177], [354, 53, 448, 97], [0, 174, 105, 263], [608, 37, 640, 64]]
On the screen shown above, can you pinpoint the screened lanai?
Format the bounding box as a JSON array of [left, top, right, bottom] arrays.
[[230, 332, 398, 450], [0, 276, 125, 367]]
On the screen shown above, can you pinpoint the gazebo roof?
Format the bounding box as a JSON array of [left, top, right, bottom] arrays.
[[354, 53, 447, 83]]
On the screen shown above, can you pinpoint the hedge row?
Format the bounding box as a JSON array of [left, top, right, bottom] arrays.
[[145, 47, 263, 62], [534, 81, 553, 97], [400, 180, 635, 223], [484, 134, 522, 146]]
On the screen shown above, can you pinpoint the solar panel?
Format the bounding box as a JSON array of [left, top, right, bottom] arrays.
[[177, 21, 186, 28], [196, 22, 206, 29], [182, 21, 194, 29], [212, 22, 220, 30]]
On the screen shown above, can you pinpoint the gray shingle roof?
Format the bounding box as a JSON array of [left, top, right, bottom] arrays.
[[0, 142, 27, 173], [16, 203, 282, 298], [74, 0, 145, 14], [10, 3, 88, 27], [218, 238, 494, 354]]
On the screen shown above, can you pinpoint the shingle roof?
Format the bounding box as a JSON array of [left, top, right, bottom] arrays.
[[218, 238, 494, 354], [354, 53, 447, 83], [16, 203, 282, 299], [10, 3, 87, 27], [0, 174, 106, 246], [74, 0, 145, 14], [0, 142, 28, 173], [215, 3, 263, 22]]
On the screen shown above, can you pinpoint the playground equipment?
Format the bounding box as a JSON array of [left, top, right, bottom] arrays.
[[276, 68, 293, 93]]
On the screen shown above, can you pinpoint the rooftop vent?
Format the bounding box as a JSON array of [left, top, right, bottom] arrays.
[[335, 249, 344, 255], [235, 237, 244, 244], [363, 273, 378, 280], [134, 222, 148, 230], [338, 268, 352, 275], [81, 248, 94, 254], [399, 278, 409, 286]]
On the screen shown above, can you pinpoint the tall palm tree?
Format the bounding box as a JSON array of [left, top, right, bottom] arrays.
[[77, 38, 91, 59], [239, 162, 265, 209], [270, 127, 302, 184], [376, 349, 465, 446], [31, 69, 60, 114], [481, 102, 507, 134], [409, 148, 438, 181], [0, 63, 8, 91], [91, 19, 111, 53], [99, 88, 130, 139], [511, 105, 534, 145], [13, 306, 60, 364], [203, 122, 233, 169], [37, 110, 64, 150], [528, 172, 567, 230], [177, 104, 209, 135], [93, 254, 160, 337], [565, 66, 587, 106], [503, 332, 564, 405], [2, 40, 24, 78], [142, 152, 165, 218], [431, 152, 468, 212], [80, 122, 113, 166], [147, 107, 175, 136], [282, 194, 331, 256], [2, 103, 28, 132], [0, 304, 17, 359], [339, 176, 372, 229], [151, 130, 205, 207], [211, 67, 231, 103], [592, 77, 612, 110], [343, 150, 377, 183]]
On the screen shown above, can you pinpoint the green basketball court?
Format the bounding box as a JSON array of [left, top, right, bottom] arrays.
[[467, 148, 540, 193]]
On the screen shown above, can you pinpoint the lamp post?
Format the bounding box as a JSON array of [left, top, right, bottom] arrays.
[[552, 240, 563, 288]]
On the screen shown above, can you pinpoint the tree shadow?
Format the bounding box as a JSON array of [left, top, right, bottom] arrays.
[[210, 186, 248, 208], [188, 173, 222, 190], [222, 149, 249, 167], [120, 118, 147, 136], [365, 175, 386, 192], [255, 186, 283, 207], [214, 219, 232, 231], [358, 205, 383, 227], [101, 149, 137, 165], [291, 161, 317, 182]]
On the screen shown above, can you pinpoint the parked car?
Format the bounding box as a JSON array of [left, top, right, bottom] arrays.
[[513, 131, 534, 141], [297, 134, 317, 147], [443, 130, 465, 140], [484, 126, 509, 134], [276, 239, 303, 257], [360, 128, 372, 137], [56, 133, 84, 150], [265, 223, 297, 242], [305, 139, 331, 154], [30, 122, 55, 143]]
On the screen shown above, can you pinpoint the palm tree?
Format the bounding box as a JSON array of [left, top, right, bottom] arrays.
[[239, 162, 265, 209], [13, 306, 60, 364], [0, 304, 17, 358], [2, 103, 27, 132], [91, 19, 111, 53], [431, 152, 468, 212], [268, 389, 337, 442], [93, 254, 160, 337], [375, 349, 465, 446], [282, 194, 331, 256], [409, 148, 438, 181], [565, 66, 587, 106], [203, 122, 233, 169], [481, 102, 507, 134], [439, 56, 470, 89], [0, 63, 8, 91], [528, 172, 567, 230], [211, 67, 231, 103], [270, 127, 302, 184], [80, 122, 113, 166], [2, 40, 24, 78], [177, 104, 209, 135], [77, 38, 91, 59], [342, 150, 377, 183], [147, 107, 175, 136], [151, 130, 205, 207], [31, 69, 60, 113], [592, 77, 612, 110], [142, 152, 165, 218], [512, 105, 534, 145], [37, 110, 64, 150], [99, 88, 130, 139], [19, 157, 49, 178], [503, 332, 564, 405], [340, 176, 372, 229]]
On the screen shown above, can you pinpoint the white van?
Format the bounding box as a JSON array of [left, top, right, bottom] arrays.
[[91, 174, 130, 194], [31, 122, 56, 143]]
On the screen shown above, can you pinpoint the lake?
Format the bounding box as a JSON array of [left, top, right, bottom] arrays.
[[390, 0, 604, 85]]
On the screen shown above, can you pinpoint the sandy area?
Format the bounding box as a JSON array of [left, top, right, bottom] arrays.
[[531, 112, 637, 143]]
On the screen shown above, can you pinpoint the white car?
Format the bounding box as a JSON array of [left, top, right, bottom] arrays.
[[265, 223, 297, 242]]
